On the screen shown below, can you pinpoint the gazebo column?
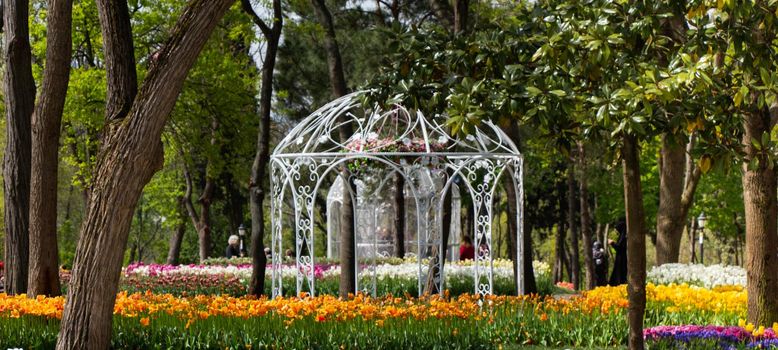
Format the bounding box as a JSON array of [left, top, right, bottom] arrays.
[[514, 157, 525, 295], [291, 158, 318, 297], [270, 162, 285, 298], [468, 159, 499, 296]]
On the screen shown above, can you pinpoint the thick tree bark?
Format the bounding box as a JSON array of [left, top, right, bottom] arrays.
[[310, 0, 356, 297], [56, 2, 234, 349], [622, 134, 647, 350], [579, 143, 595, 290], [243, 0, 282, 297], [656, 135, 684, 265], [742, 110, 778, 325], [567, 163, 579, 289], [28, 0, 73, 297], [394, 173, 405, 258], [3, 0, 35, 295], [656, 134, 702, 265]]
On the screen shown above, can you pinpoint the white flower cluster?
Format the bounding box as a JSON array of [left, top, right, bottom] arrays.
[[532, 260, 551, 277], [647, 263, 746, 288], [323, 261, 514, 281]]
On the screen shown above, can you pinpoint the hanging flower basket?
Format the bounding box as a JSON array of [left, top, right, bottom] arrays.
[[344, 133, 447, 177]]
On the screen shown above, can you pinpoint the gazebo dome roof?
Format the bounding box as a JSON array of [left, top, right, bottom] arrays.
[[272, 91, 521, 158]]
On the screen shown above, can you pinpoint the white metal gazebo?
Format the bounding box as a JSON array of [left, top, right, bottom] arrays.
[[269, 91, 524, 298]]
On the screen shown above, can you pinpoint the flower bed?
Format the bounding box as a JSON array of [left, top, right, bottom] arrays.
[[0, 283, 753, 349], [647, 263, 746, 288], [120, 259, 528, 297], [644, 324, 778, 349]]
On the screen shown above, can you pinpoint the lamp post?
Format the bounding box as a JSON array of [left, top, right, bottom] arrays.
[[238, 224, 246, 257], [697, 212, 707, 265]]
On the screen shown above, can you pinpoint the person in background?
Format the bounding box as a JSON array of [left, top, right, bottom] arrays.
[[593, 241, 608, 286], [608, 219, 628, 286], [459, 235, 475, 261], [226, 235, 241, 258]]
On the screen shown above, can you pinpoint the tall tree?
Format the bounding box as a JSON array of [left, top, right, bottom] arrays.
[[56, 1, 235, 348], [28, 0, 74, 297], [310, 0, 356, 297], [622, 134, 648, 350], [2, 0, 35, 296], [242, 0, 283, 297], [682, 0, 778, 325]]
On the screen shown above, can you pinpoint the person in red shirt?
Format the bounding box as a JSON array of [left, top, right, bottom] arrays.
[[459, 236, 475, 261]]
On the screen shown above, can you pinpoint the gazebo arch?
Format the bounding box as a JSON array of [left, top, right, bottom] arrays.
[[269, 91, 525, 298]]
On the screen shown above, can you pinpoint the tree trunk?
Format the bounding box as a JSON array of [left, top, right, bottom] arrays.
[[622, 134, 647, 350], [564, 241, 573, 282], [311, 0, 348, 98], [28, 0, 73, 297], [3, 0, 36, 296], [742, 110, 778, 326], [579, 143, 595, 290], [339, 175, 356, 297], [310, 0, 356, 297], [453, 0, 468, 33], [656, 135, 684, 265], [196, 177, 215, 262], [243, 0, 282, 297], [394, 173, 405, 258], [567, 163, 579, 289], [183, 162, 215, 262], [56, 2, 234, 349], [96, 0, 136, 123], [690, 220, 697, 263], [656, 134, 702, 265], [554, 222, 567, 283]]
